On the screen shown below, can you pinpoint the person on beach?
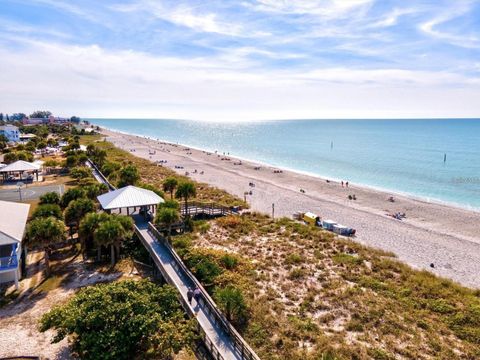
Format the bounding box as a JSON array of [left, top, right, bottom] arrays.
[[187, 288, 193, 304], [346, 181, 349, 187], [341, 181, 344, 187]]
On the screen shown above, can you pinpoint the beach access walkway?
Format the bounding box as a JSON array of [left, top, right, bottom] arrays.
[[86, 159, 260, 360], [134, 219, 258, 360]]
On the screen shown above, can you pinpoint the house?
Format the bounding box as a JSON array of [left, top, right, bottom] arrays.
[[0, 124, 20, 142], [0, 200, 30, 289]]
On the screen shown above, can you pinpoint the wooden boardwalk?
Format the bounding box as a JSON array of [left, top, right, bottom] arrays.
[[87, 159, 259, 360], [135, 219, 259, 360]]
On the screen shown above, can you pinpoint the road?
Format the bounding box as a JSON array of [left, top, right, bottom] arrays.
[[0, 184, 64, 202]]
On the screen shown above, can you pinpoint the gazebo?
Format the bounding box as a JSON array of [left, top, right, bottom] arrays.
[[97, 185, 164, 217], [0, 160, 41, 182]]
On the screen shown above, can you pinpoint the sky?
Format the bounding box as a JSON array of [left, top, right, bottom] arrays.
[[0, 0, 479, 121]]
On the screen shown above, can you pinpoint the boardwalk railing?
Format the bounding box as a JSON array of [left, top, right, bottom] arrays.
[[180, 201, 237, 217], [141, 223, 260, 360], [86, 159, 116, 191]]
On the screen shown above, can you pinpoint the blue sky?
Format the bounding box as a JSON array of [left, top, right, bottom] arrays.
[[0, 0, 479, 120]]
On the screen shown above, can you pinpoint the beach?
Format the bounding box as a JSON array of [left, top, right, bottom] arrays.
[[101, 128, 480, 288]]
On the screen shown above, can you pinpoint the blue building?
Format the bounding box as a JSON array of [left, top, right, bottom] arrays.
[[0, 124, 20, 142]]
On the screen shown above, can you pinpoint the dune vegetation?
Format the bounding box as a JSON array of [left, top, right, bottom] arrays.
[[171, 214, 480, 359]]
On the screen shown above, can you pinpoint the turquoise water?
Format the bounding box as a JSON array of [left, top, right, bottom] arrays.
[[91, 118, 480, 210]]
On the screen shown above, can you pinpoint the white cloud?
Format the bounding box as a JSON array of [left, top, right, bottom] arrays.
[[368, 8, 417, 28], [419, 2, 479, 48], [112, 0, 268, 37], [0, 38, 479, 120], [246, 0, 374, 18]]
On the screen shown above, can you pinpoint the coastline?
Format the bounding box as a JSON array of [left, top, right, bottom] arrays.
[[96, 125, 480, 213], [98, 127, 480, 288]]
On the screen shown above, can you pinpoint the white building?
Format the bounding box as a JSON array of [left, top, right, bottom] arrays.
[[0, 124, 20, 142], [0, 200, 30, 289]]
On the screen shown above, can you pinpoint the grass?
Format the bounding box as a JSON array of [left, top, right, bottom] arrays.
[[175, 213, 480, 360], [79, 135, 247, 207]]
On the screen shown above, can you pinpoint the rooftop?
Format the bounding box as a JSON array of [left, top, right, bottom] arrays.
[[0, 160, 41, 173], [97, 185, 164, 210], [0, 200, 30, 245]]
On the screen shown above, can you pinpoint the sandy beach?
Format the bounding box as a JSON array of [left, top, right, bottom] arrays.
[[101, 128, 480, 288]]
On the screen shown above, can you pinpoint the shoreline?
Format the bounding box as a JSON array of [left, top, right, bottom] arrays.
[[98, 127, 480, 288], [96, 126, 480, 213]]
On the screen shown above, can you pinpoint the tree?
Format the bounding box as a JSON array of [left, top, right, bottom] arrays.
[[39, 191, 61, 205], [87, 145, 107, 167], [78, 212, 110, 260], [158, 199, 180, 211], [3, 152, 17, 164], [39, 280, 195, 360], [139, 183, 164, 197], [64, 198, 96, 231], [27, 217, 67, 277], [47, 138, 58, 147], [175, 181, 196, 217], [214, 285, 247, 323], [30, 110, 52, 118], [70, 116, 81, 124], [94, 217, 130, 266], [155, 208, 180, 240], [101, 161, 121, 177], [16, 151, 34, 162], [31, 204, 63, 220], [162, 177, 178, 199], [84, 183, 109, 199], [70, 166, 92, 180], [10, 113, 26, 121], [60, 187, 85, 208], [118, 164, 140, 187]]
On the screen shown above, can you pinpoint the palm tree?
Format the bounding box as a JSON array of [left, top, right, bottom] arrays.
[[162, 177, 178, 199], [94, 217, 132, 266], [111, 215, 134, 259], [175, 181, 196, 217], [214, 285, 247, 323], [64, 198, 96, 234], [79, 212, 110, 260], [27, 217, 67, 277], [155, 208, 180, 241]]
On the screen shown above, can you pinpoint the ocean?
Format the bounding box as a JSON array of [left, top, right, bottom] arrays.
[[91, 118, 480, 210]]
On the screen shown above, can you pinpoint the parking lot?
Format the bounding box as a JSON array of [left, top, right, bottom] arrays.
[[0, 184, 64, 202]]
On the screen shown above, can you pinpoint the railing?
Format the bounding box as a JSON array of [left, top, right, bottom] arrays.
[[180, 201, 237, 217], [86, 159, 116, 191], [0, 255, 18, 270], [146, 223, 260, 360]]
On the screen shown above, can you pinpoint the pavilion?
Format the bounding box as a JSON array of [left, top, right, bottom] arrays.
[[0, 200, 30, 289], [0, 160, 41, 182], [97, 185, 164, 217]]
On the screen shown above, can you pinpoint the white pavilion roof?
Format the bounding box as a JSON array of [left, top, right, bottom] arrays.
[[0, 200, 30, 245], [97, 185, 164, 210], [0, 160, 41, 173]]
